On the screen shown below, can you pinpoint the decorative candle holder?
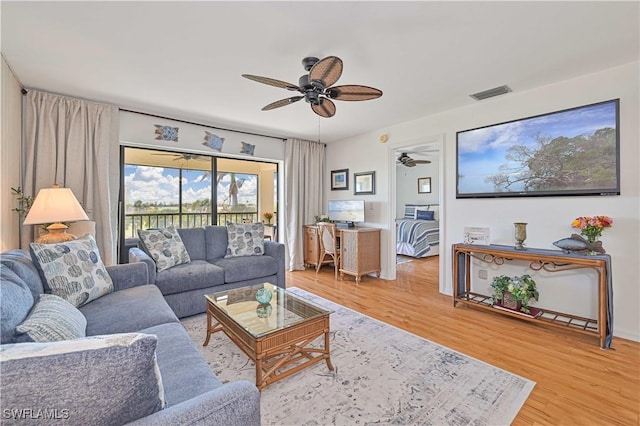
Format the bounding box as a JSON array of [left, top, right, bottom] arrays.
[[514, 222, 528, 250]]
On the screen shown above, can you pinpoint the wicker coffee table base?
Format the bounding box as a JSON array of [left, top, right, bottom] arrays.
[[204, 304, 334, 391]]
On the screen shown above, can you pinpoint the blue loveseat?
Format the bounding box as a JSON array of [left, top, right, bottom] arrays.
[[129, 225, 286, 318], [0, 249, 261, 425]]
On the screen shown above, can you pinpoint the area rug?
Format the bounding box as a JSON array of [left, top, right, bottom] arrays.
[[181, 288, 535, 425]]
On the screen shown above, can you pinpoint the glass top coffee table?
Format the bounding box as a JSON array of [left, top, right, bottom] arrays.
[[204, 283, 334, 390]]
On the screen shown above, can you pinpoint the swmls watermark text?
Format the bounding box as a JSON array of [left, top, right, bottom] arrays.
[[2, 408, 70, 420]]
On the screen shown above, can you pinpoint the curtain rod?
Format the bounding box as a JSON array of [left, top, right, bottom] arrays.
[[21, 88, 286, 141], [121, 109, 287, 142]]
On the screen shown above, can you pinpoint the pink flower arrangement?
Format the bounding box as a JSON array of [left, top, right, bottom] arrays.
[[571, 216, 613, 242]]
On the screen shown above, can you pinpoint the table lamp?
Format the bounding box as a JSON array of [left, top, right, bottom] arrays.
[[23, 184, 89, 244]]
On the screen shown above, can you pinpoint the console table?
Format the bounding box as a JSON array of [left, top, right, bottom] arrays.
[[452, 244, 613, 349]]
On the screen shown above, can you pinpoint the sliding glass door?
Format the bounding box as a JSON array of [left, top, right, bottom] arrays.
[[119, 147, 277, 262]]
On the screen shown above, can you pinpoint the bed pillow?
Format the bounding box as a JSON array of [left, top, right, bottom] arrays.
[[16, 294, 87, 342], [137, 226, 191, 272], [0, 333, 165, 425], [404, 204, 429, 219], [29, 235, 114, 308], [225, 223, 265, 257], [416, 209, 435, 221]]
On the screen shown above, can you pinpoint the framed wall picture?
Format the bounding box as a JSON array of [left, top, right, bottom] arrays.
[[331, 169, 349, 190], [418, 177, 431, 194], [354, 171, 375, 195]]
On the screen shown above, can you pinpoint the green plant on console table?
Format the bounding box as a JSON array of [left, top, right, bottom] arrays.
[[490, 274, 539, 313]]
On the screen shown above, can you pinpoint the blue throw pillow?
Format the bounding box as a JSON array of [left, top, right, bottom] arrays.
[[16, 294, 87, 342], [416, 209, 435, 220], [0, 333, 165, 424]]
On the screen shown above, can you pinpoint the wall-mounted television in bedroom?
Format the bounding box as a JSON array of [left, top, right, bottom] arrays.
[[456, 99, 620, 199]]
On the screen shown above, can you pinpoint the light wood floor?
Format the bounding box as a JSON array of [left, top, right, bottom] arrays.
[[286, 256, 640, 426]]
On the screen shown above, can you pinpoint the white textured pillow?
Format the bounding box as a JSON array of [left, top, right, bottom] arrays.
[[225, 223, 265, 257], [137, 226, 191, 272], [30, 235, 114, 307], [16, 294, 87, 342]]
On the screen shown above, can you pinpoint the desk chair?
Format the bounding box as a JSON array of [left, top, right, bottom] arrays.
[[316, 222, 340, 280]]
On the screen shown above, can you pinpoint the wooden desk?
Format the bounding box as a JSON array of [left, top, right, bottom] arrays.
[[452, 243, 613, 349], [303, 225, 381, 283]]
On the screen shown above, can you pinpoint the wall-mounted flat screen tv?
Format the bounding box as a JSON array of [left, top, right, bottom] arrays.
[[328, 200, 365, 223], [456, 99, 620, 199]]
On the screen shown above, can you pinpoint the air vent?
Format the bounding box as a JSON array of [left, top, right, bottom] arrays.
[[470, 85, 512, 101]]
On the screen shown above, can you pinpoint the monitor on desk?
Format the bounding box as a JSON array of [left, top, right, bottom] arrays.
[[328, 200, 365, 227]]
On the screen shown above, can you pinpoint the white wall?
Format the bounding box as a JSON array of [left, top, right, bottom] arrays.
[[326, 62, 640, 341], [1, 57, 23, 251]]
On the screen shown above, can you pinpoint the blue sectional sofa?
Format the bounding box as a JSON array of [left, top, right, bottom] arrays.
[[0, 249, 262, 425], [129, 225, 286, 318]]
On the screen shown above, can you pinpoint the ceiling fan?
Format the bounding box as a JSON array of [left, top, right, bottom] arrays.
[[150, 153, 207, 161], [242, 56, 382, 118], [397, 152, 431, 167]]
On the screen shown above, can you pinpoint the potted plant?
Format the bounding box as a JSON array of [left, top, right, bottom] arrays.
[[490, 274, 539, 314]]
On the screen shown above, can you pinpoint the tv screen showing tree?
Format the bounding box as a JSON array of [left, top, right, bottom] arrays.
[[456, 99, 620, 198]]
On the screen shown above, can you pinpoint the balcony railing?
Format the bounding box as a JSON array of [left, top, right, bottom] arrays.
[[124, 212, 259, 239]]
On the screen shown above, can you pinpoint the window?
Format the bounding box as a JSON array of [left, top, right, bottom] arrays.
[[120, 147, 278, 262]]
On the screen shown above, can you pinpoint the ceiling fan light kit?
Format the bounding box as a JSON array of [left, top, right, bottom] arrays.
[[242, 56, 382, 118]]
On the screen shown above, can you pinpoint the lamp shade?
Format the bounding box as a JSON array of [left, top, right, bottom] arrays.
[[23, 186, 89, 225]]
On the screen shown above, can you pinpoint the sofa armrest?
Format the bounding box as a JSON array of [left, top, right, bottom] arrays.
[[106, 262, 149, 291], [264, 241, 285, 288], [126, 381, 260, 426], [129, 247, 157, 284]]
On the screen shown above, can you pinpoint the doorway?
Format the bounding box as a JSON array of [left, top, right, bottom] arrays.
[[387, 135, 446, 293]]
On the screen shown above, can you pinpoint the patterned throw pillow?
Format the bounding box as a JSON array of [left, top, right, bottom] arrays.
[[30, 235, 114, 308], [16, 294, 87, 342], [137, 226, 191, 272], [0, 333, 165, 425], [225, 223, 265, 258]]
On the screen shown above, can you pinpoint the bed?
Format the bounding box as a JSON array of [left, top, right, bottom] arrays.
[[396, 204, 440, 258]]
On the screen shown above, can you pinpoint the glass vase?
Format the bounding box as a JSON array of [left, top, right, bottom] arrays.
[[585, 234, 599, 255], [514, 222, 527, 250]]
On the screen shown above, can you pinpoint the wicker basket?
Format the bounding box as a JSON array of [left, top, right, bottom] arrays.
[[501, 291, 522, 311]]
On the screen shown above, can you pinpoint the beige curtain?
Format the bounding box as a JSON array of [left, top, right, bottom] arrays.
[[284, 138, 325, 270], [23, 90, 119, 264]]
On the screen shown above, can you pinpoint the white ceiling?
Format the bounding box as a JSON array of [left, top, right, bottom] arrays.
[[2, 1, 638, 143]]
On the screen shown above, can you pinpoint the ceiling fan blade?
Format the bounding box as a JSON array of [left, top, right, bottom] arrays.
[[242, 74, 299, 91], [309, 56, 343, 87], [328, 85, 383, 101], [311, 98, 336, 118], [262, 96, 304, 111]]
